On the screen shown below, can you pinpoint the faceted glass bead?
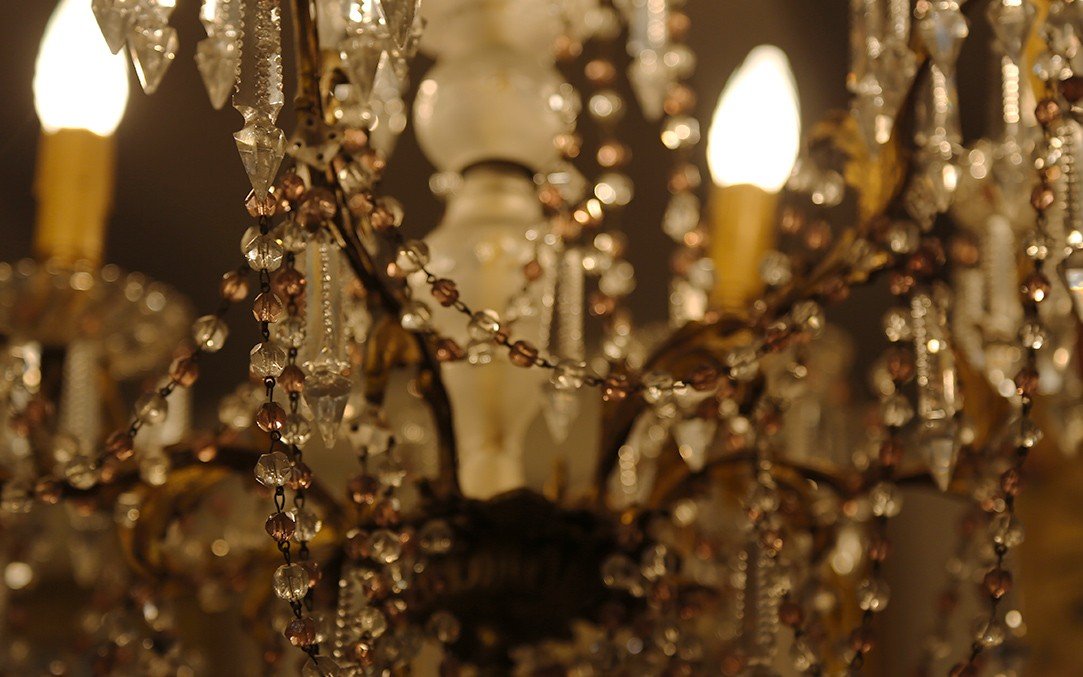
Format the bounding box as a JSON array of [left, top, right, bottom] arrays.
[[282, 413, 313, 447], [660, 115, 701, 150], [467, 310, 501, 342], [881, 393, 914, 427], [588, 90, 626, 124], [395, 240, 430, 273], [272, 563, 311, 601], [990, 512, 1024, 548], [662, 192, 701, 241], [368, 529, 403, 564], [882, 307, 913, 342], [277, 219, 308, 253], [431, 278, 459, 306], [601, 553, 639, 589], [640, 544, 678, 581], [64, 457, 99, 490], [974, 617, 1007, 648], [759, 250, 793, 286], [192, 315, 229, 352], [128, 24, 179, 94], [92, 0, 136, 53], [599, 260, 636, 297], [252, 292, 285, 322], [291, 508, 323, 541], [254, 451, 292, 487], [400, 301, 433, 332], [869, 481, 902, 517], [250, 342, 287, 378], [235, 120, 287, 196], [1019, 321, 1047, 350], [858, 578, 891, 612], [243, 233, 285, 272], [1014, 418, 1043, 449], [135, 392, 168, 425], [255, 401, 287, 432], [551, 359, 587, 391], [418, 519, 453, 554], [301, 657, 343, 677], [273, 316, 306, 349], [426, 610, 461, 644], [358, 607, 389, 638], [594, 172, 634, 206]]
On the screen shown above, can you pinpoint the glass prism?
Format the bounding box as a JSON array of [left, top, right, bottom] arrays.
[[628, 51, 670, 121], [195, 36, 239, 110], [128, 23, 178, 94], [339, 34, 384, 107], [234, 120, 287, 196], [377, 0, 420, 52], [304, 369, 352, 448], [92, 0, 135, 54], [919, 420, 958, 492]]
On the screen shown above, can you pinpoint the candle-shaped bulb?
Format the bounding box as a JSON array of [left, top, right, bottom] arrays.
[[34, 0, 129, 136], [707, 45, 800, 192]]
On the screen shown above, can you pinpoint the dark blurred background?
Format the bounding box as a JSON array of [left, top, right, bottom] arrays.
[[4, 2, 1078, 674]]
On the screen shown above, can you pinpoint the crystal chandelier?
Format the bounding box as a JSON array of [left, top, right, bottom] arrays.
[[2, 0, 1082, 674]]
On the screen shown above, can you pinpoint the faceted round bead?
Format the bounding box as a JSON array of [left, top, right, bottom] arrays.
[[508, 340, 539, 367], [791, 300, 825, 336], [880, 393, 914, 427], [301, 657, 343, 677], [358, 607, 388, 638], [399, 301, 433, 332], [857, 578, 891, 612], [169, 354, 199, 387], [882, 307, 912, 342], [1021, 272, 1051, 303], [265, 511, 296, 541], [135, 392, 169, 425], [885, 346, 915, 382], [1036, 97, 1062, 126], [990, 513, 1024, 548], [276, 219, 308, 253], [250, 342, 287, 378], [642, 372, 675, 405], [869, 481, 902, 517], [273, 316, 306, 349], [426, 611, 461, 644], [279, 364, 305, 393], [106, 430, 135, 461], [1023, 232, 1051, 260], [418, 519, 454, 554], [1030, 184, 1056, 211], [1000, 468, 1023, 496], [395, 240, 430, 273], [1014, 418, 1042, 448], [368, 529, 403, 564], [430, 278, 459, 306], [255, 401, 287, 433], [779, 600, 804, 627], [1020, 321, 1048, 350], [243, 233, 285, 271], [602, 373, 631, 402], [272, 563, 311, 601], [252, 292, 286, 322], [219, 270, 250, 302], [292, 508, 323, 541], [285, 617, 318, 647], [640, 544, 678, 581], [64, 457, 99, 490], [551, 360, 587, 391], [850, 626, 875, 653], [254, 451, 292, 487], [467, 310, 502, 342], [192, 315, 229, 353], [1013, 366, 1040, 397], [974, 617, 1006, 648], [281, 413, 313, 446], [434, 338, 466, 362], [983, 568, 1012, 599], [274, 266, 306, 298], [289, 462, 314, 490]]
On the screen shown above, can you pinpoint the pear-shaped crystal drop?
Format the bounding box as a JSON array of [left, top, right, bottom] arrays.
[[128, 24, 178, 94], [339, 34, 384, 106], [235, 120, 287, 196], [674, 418, 716, 472], [304, 369, 351, 447], [196, 36, 240, 109], [1061, 248, 1083, 321], [628, 51, 670, 121], [920, 420, 958, 492], [917, 2, 969, 71], [543, 389, 580, 444], [92, 0, 135, 53], [378, 0, 420, 52], [987, 0, 1037, 59]]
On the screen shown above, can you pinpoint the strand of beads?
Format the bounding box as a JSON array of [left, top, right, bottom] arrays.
[[947, 87, 1058, 677], [244, 192, 328, 672], [916, 509, 981, 675]]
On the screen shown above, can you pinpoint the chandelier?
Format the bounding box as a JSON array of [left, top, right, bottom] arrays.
[[3, 0, 1082, 674]]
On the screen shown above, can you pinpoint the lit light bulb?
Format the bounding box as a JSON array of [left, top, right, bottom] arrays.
[[707, 45, 800, 192], [33, 0, 129, 136]]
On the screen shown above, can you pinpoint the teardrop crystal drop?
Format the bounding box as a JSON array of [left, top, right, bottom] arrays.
[[128, 23, 178, 94], [234, 120, 287, 196]]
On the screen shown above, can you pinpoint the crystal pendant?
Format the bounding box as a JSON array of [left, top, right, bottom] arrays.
[[235, 118, 287, 196], [340, 33, 385, 107], [304, 369, 351, 447], [195, 36, 240, 109], [911, 291, 959, 422], [92, 0, 136, 54], [128, 23, 179, 94], [919, 419, 958, 491], [628, 51, 670, 121], [543, 388, 580, 444], [377, 0, 420, 52], [987, 0, 1037, 60], [673, 418, 716, 472], [1060, 248, 1083, 321], [917, 1, 969, 72]]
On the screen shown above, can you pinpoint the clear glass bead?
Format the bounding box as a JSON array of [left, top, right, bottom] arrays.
[[642, 372, 674, 405], [467, 310, 501, 342], [250, 341, 287, 378], [588, 90, 625, 124], [869, 481, 902, 517], [791, 638, 816, 671], [192, 315, 229, 352], [989, 512, 1024, 548], [598, 260, 636, 297], [791, 300, 825, 336], [594, 172, 634, 206], [1019, 321, 1047, 350], [601, 553, 638, 589], [882, 308, 912, 342], [1014, 418, 1042, 449], [244, 233, 285, 271], [726, 345, 760, 382], [273, 316, 306, 349], [660, 115, 701, 150], [858, 577, 891, 612], [301, 657, 343, 677], [974, 617, 1007, 648], [64, 457, 99, 490], [292, 508, 323, 541], [640, 544, 678, 581], [1023, 231, 1050, 260], [418, 519, 453, 554], [276, 219, 308, 253], [400, 300, 433, 332], [254, 451, 292, 487], [551, 360, 587, 391], [884, 220, 920, 254], [368, 529, 403, 564], [135, 392, 169, 425], [880, 393, 914, 427], [272, 563, 310, 601], [358, 607, 388, 638], [281, 413, 313, 447], [395, 240, 430, 273], [760, 250, 793, 286]]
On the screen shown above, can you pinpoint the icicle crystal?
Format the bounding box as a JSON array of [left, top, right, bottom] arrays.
[[196, 0, 243, 109], [234, 0, 286, 195], [912, 290, 961, 491]]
